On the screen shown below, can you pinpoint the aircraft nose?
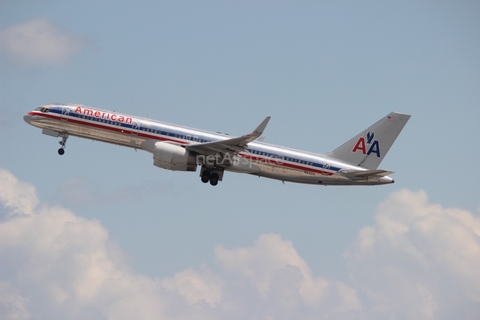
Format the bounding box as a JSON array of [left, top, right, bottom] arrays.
[[24, 114, 32, 124]]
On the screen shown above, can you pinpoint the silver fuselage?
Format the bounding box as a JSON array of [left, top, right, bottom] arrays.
[[24, 103, 394, 186]]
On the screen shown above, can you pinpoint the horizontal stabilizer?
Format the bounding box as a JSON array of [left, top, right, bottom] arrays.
[[340, 169, 394, 180]]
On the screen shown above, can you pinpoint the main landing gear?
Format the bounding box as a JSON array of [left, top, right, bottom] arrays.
[[201, 170, 219, 186], [58, 134, 68, 155], [200, 167, 223, 186]]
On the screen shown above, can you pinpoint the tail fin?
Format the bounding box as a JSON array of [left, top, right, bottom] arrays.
[[328, 112, 411, 169]]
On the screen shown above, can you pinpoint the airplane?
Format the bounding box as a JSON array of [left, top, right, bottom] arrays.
[[24, 104, 410, 186]]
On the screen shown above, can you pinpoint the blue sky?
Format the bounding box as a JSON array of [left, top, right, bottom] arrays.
[[1, 1, 480, 319]]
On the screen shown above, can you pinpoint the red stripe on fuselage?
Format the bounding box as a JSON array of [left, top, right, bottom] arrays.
[[28, 111, 187, 145], [239, 154, 333, 176], [30, 111, 334, 175]]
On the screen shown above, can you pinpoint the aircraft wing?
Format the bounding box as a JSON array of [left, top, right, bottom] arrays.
[[340, 169, 394, 180], [185, 116, 271, 156]]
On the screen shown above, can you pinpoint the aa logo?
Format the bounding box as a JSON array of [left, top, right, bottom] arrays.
[[352, 131, 380, 157]]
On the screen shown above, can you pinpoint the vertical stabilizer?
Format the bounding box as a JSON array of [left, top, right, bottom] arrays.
[[328, 112, 410, 169]]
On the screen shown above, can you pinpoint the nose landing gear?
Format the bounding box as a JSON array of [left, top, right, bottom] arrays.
[[58, 134, 69, 155]]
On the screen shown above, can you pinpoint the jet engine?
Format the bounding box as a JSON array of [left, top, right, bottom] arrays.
[[153, 142, 197, 171]]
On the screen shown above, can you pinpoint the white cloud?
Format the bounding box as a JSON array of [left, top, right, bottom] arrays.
[[0, 282, 30, 320], [0, 18, 86, 65], [162, 266, 225, 307], [215, 234, 361, 313], [0, 169, 165, 319], [0, 168, 361, 319], [345, 189, 480, 319], [214, 234, 362, 319], [1, 169, 479, 319], [0, 169, 38, 216]]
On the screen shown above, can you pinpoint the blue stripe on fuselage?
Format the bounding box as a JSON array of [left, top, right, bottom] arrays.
[[48, 106, 341, 173]]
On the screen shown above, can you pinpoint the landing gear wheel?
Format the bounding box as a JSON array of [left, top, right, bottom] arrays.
[[209, 173, 219, 186], [201, 170, 211, 183], [58, 134, 69, 155]]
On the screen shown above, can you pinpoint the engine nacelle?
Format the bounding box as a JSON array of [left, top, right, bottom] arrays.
[[153, 142, 197, 172]]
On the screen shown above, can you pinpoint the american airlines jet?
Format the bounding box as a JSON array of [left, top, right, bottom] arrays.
[[24, 104, 410, 186]]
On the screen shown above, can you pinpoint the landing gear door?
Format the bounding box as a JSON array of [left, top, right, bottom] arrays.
[[131, 121, 140, 136], [129, 121, 141, 147], [61, 107, 70, 121]]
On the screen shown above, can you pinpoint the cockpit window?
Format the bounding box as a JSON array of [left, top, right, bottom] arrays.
[[35, 107, 50, 113]]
